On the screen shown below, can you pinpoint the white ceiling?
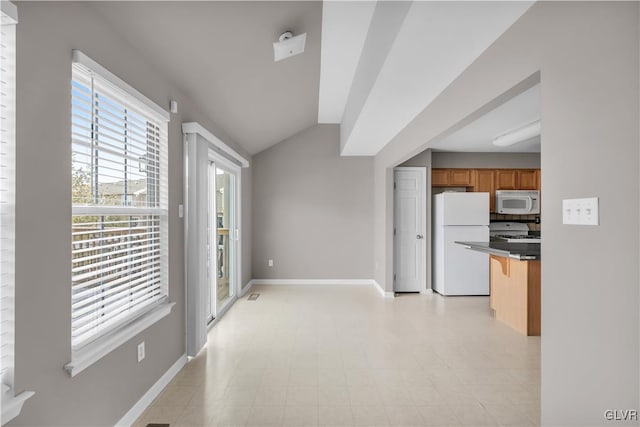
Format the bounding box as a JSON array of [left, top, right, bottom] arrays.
[[333, 1, 534, 156], [90, 2, 322, 156], [87, 1, 537, 157], [318, 1, 376, 124], [430, 84, 541, 153]]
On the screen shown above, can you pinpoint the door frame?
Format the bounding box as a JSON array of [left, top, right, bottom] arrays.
[[393, 167, 428, 293], [183, 122, 248, 357], [206, 151, 242, 329]]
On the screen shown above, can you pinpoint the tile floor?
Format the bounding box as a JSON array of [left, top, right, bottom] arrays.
[[134, 285, 540, 427]]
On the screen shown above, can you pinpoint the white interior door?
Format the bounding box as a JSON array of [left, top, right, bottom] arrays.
[[394, 168, 426, 292]]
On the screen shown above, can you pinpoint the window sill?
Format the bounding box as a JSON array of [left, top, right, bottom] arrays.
[[2, 389, 35, 425], [64, 302, 175, 377]]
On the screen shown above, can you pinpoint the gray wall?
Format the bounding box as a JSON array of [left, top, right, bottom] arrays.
[[252, 124, 374, 280], [431, 152, 540, 169], [398, 150, 429, 167], [12, 2, 252, 426], [374, 2, 638, 425], [400, 151, 540, 168]]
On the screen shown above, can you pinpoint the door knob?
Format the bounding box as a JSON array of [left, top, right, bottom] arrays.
[[416, 234, 424, 239]]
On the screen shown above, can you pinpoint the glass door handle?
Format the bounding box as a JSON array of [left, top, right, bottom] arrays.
[[416, 234, 424, 239]]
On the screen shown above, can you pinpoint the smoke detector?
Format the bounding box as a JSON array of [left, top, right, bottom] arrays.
[[273, 31, 307, 62]]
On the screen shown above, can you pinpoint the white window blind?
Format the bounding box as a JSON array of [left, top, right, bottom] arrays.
[[71, 55, 169, 351], [1, 5, 17, 395]]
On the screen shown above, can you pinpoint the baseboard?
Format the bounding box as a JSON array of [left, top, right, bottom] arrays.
[[115, 353, 187, 427], [250, 278, 374, 286], [239, 280, 254, 297], [249, 278, 395, 298], [372, 280, 395, 298]]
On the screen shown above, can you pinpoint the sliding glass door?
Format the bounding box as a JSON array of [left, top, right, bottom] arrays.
[[207, 162, 237, 323]]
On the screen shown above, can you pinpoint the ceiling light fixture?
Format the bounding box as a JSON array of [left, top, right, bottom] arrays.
[[273, 31, 306, 62], [492, 120, 541, 147]]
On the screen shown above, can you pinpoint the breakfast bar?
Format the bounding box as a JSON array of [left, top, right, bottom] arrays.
[[457, 241, 541, 336]]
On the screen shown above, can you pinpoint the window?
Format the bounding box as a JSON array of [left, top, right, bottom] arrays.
[[1, 2, 34, 423], [67, 51, 170, 375]]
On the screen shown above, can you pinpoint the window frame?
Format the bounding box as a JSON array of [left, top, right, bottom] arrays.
[[64, 50, 173, 377]]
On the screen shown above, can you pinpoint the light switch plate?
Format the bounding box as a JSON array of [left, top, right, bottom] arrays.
[[137, 342, 145, 362], [563, 197, 599, 225]]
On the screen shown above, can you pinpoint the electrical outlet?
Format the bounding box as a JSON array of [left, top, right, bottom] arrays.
[[268, 259, 273, 267], [137, 342, 145, 362]]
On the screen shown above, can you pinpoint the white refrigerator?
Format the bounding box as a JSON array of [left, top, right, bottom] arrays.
[[433, 192, 489, 296]]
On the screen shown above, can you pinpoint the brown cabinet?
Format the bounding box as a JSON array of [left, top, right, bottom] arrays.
[[516, 170, 538, 190], [431, 168, 473, 187], [449, 169, 473, 186], [432, 168, 541, 213], [494, 170, 517, 190], [431, 169, 450, 186], [490, 255, 541, 336], [472, 170, 496, 212]]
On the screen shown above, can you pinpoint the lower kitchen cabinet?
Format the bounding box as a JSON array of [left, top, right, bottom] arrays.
[[489, 255, 541, 336]]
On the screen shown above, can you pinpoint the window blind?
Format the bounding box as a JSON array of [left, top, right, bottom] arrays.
[[1, 8, 17, 392], [71, 59, 169, 351]]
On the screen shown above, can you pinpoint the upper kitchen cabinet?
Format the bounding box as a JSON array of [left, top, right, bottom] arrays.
[[494, 170, 517, 190], [516, 170, 539, 190], [473, 169, 496, 212], [450, 169, 473, 186], [433, 168, 541, 213], [432, 168, 450, 186], [431, 168, 473, 187]]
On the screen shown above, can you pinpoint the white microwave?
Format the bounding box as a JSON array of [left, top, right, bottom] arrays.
[[496, 190, 540, 215]]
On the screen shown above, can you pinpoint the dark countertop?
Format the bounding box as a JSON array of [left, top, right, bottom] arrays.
[[455, 241, 541, 261]]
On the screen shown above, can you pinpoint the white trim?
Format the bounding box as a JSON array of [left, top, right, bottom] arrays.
[[182, 122, 250, 167], [72, 50, 169, 122], [114, 353, 187, 427], [65, 302, 175, 377], [0, 1, 18, 24], [249, 279, 395, 298], [250, 279, 375, 286], [372, 280, 395, 298], [239, 280, 254, 297], [1, 391, 34, 426]]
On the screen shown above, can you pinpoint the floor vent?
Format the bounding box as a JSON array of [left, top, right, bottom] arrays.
[[248, 293, 260, 301], [146, 424, 170, 427]]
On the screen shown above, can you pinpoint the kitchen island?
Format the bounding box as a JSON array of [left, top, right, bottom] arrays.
[[457, 241, 541, 336]]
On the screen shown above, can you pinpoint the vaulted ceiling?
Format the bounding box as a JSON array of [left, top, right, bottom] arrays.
[[91, 1, 534, 157], [91, 1, 322, 156]]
